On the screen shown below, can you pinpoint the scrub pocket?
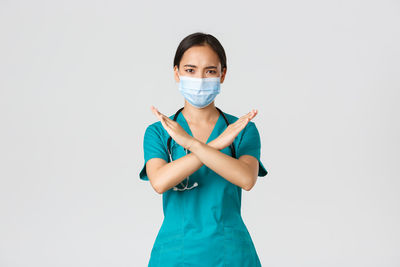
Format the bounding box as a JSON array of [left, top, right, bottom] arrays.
[[223, 226, 257, 267]]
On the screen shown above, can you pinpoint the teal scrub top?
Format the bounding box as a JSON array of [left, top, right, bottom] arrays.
[[139, 110, 268, 267]]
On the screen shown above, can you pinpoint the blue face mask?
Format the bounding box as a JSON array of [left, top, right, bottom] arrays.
[[177, 73, 221, 108]]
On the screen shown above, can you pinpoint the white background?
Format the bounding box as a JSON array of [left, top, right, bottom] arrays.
[[0, 0, 399, 266]]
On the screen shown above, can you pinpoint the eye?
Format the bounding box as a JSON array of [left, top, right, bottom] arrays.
[[207, 70, 217, 74], [185, 69, 194, 73]]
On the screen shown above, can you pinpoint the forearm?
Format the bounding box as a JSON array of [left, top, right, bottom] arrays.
[[188, 140, 253, 190], [155, 139, 221, 193]]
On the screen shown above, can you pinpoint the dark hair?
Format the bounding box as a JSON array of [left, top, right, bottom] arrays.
[[173, 32, 227, 71]]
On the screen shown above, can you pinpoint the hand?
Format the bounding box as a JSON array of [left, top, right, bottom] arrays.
[[150, 106, 196, 150], [214, 109, 258, 150]]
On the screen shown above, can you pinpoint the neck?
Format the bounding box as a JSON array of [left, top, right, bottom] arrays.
[[181, 101, 219, 124]]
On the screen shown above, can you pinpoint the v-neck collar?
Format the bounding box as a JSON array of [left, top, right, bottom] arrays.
[[178, 111, 222, 144]]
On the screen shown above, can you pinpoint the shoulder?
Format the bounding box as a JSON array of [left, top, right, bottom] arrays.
[[144, 121, 162, 135]]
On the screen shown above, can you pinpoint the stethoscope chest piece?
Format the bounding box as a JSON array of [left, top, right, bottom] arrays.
[[171, 148, 198, 191]]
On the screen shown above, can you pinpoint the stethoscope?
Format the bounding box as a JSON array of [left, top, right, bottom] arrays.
[[167, 107, 236, 191]]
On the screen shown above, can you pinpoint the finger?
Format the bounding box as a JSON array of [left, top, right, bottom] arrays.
[[162, 115, 172, 129], [159, 115, 170, 132], [150, 106, 162, 120], [241, 110, 254, 119], [158, 111, 174, 129], [151, 106, 162, 119], [249, 109, 258, 120], [151, 107, 171, 131], [152, 106, 175, 124], [242, 109, 258, 120], [235, 110, 254, 125], [231, 116, 249, 131], [243, 109, 257, 118]]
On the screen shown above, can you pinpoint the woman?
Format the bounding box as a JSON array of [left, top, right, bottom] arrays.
[[139, 32, 268, 267]]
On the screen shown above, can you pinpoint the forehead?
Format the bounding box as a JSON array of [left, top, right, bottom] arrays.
[[180, 45, 220, 67]]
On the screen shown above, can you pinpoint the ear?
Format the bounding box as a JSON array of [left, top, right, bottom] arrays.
[[220, 67, 227, 84], [173, 66, 180, 83]]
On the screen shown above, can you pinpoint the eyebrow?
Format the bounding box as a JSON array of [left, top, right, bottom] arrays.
[[183, 64, 217, 69]]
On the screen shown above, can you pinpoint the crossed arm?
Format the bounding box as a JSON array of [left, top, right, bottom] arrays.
[[146, 137, 259, 194]]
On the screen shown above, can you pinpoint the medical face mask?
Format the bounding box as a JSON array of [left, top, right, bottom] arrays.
[[177, 74, 221, 108]]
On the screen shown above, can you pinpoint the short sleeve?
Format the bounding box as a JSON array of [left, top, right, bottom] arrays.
[[139, 124, 169, 181], [237, 121, 268, 177]]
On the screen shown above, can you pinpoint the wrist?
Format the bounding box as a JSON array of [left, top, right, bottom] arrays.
[[208, 139, 223, 150], [187, 138, 202, 152], [186, 137, 197, 150]]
